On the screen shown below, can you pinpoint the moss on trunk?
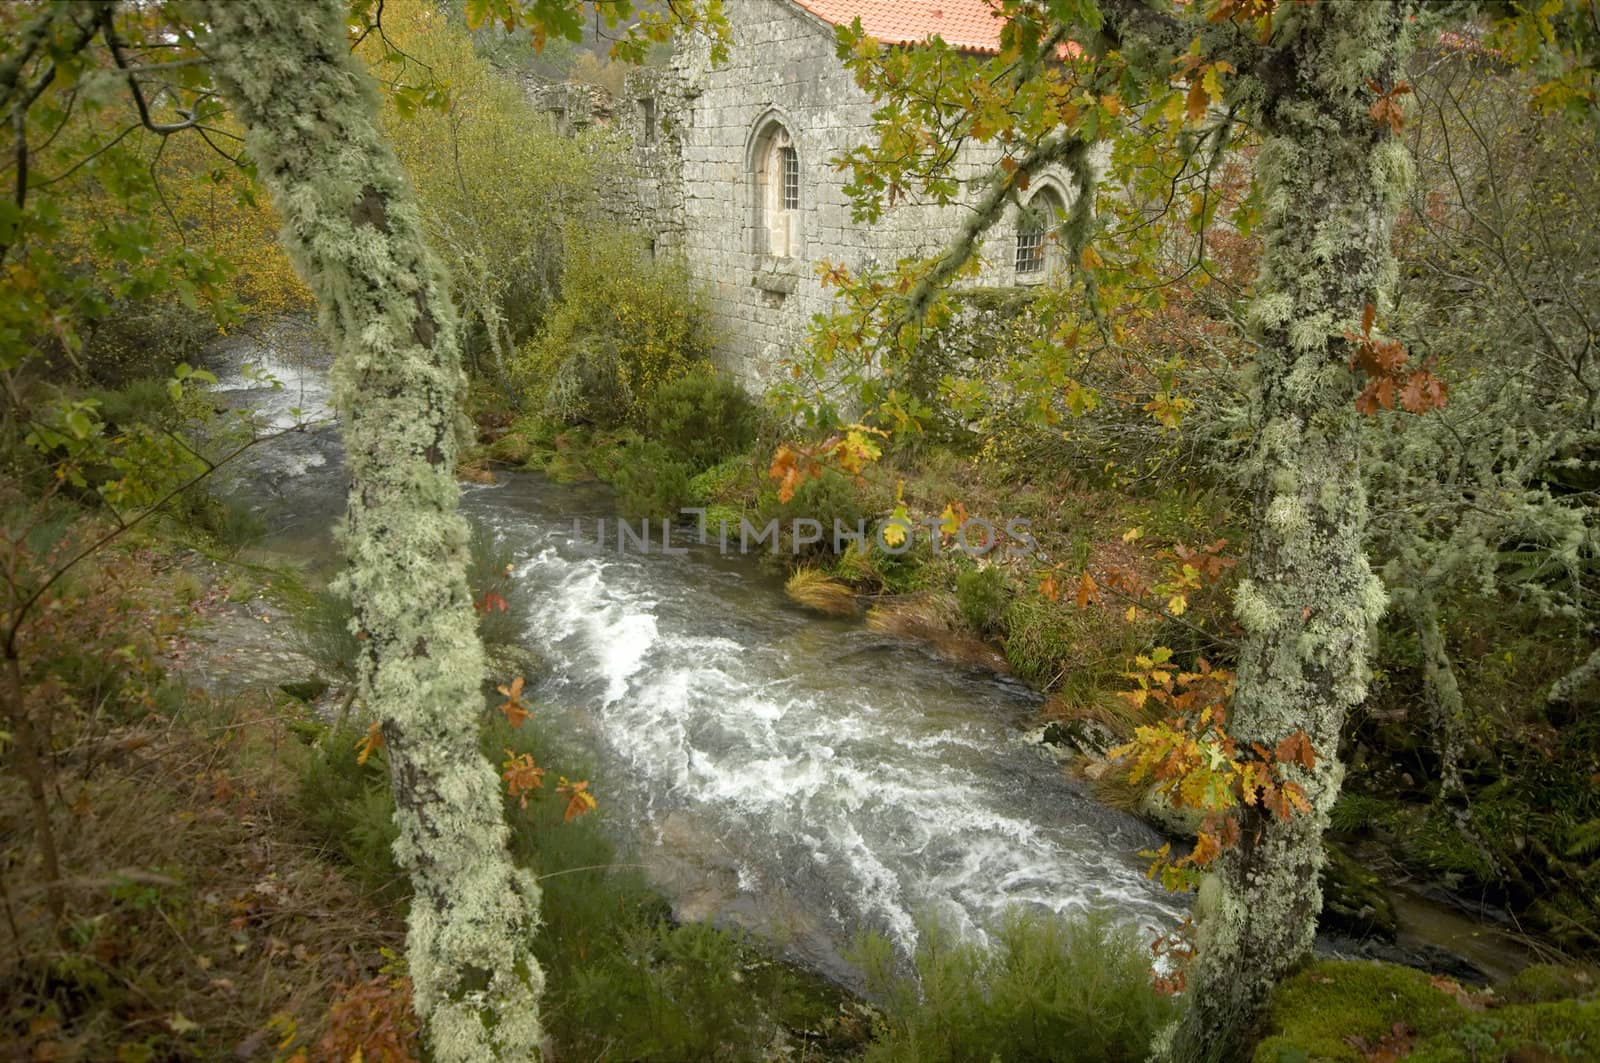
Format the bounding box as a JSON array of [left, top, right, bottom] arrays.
[[1165, 3, 1417, 1058], [198, 2, 545, 1057]]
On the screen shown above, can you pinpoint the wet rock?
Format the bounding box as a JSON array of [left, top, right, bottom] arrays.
[[1315, 934, 1491, 986], [279, 677, 330, 702], [1319, 841, 1399, 941], [487, 643, 550, 687], [643, 812, 743, 925], [1137, 786, 1204, 839], [1038, 717, 1119, 758]]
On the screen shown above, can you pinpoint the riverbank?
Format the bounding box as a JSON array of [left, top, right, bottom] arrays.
[[463, 387, 1598, 988]]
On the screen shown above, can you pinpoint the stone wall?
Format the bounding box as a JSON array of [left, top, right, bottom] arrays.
[[523, 0, 1080, 389]]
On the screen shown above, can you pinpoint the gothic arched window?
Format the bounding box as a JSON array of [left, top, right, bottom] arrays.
[[1016, 187, 1066, 278], [751, 118, 800, 258]]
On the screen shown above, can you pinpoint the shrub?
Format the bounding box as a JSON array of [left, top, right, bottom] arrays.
[[294, 727, 405, 902], [688, 453, 755, 508], [756, 468, 868, 556], [855, 908, 1176, 1063], [613, 440, 696, 520], [514, 227, 714, 428], [1002, 595, 1083, 688], [955, 565, 1011, 635], [643, 369, 762, 471]]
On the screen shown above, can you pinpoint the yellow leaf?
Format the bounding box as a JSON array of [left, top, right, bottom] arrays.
[[1167, 594, 1187, 616], [882, 507, 910, 547], [1122, 526, 1143, 543], [1125, 605, 1138, 622]]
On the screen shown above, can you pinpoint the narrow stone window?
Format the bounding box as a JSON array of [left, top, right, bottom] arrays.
[[1015, 220, 1045, 274], [640, 97, 656, 144], [752, 120, 800, 259], [1015, 188, 1065, 279], [781, 146, 799, 210]]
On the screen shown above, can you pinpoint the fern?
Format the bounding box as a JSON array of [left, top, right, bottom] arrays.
[[1564, 818, 1600, 860]]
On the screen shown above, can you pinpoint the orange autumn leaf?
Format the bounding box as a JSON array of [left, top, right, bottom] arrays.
[[1367, 78, 1412, 134], [355, 721, 384, 766], [1188, 829, 1223, 867], [1076, 570, 1098, 608], [1274, 729, 1318, 770], [497, 676, 531, 728], [501, 750, 544, 809], [770, 447, 805, 503], [555, 777, 597, 821]]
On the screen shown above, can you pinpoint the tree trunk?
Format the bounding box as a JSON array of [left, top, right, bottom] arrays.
[[198, 3, 546, 1057], [4, 648, 65, 933], [1414, 594, 1467, 799], [1166, 3, 1415, 1058]]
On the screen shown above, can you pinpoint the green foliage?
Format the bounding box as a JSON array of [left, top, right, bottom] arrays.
[[1001, 596, 1082, 689], [293, 587, 363, 682], [481, 413, 561, 467], [642, 369, 763, 473], [1252, 960, 1600, 1063], [854, 909, 1175, 1063], [368, 0, 609, 377], [755, 469, 869, 556], [955, 565, 1011, 635], [612, 440, 696, 521], [514, 228, 715, 427], [466, 524, 524, 649], [687, 454, 755, 509], [1327, 792, 1403, 835], [294, 727, 405, 902]]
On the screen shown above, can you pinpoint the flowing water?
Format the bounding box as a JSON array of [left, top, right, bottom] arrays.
[[209, 318, 1187, 982]]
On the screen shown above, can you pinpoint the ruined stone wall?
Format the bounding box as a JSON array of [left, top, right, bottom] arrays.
[[518, 72, 687, 254]]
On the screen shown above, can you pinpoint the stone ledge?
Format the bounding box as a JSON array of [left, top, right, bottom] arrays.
[[751, 257, 799, 294]]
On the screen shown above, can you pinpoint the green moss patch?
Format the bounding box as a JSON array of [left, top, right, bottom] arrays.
[[1253, 960, 1600, 1063]]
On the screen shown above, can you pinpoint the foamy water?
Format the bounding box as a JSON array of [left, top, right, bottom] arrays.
[[465, 479, 1185, 975], [207, 319, 1185, 981]]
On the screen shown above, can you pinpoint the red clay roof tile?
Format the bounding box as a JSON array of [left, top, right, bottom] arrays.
[[789, 0, 1008, 55]]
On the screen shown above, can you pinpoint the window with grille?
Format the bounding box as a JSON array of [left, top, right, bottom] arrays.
[[781, 146, 799, 210], [1016, 190, 1065, 277], [1015, 224, 1045, 274]]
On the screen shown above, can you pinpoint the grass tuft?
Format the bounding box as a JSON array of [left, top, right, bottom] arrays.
[[786, 568, 859, 617]]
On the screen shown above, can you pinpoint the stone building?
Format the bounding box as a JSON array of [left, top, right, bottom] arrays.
[[530, 0, 1080, 387]]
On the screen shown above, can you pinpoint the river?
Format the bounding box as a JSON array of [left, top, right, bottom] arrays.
[[209, 317, 1188, 983]]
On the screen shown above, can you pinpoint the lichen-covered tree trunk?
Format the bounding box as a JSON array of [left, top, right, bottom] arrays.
[[198, 2, 545, 1057], [1166, 4, 1415, 1058]]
